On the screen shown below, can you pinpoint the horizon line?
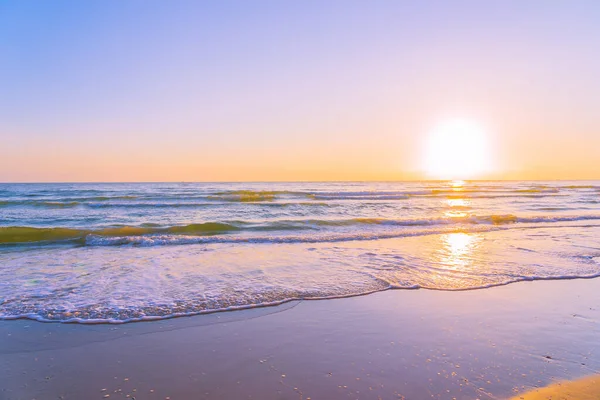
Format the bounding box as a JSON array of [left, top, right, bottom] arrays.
[[1, 178, 598, 184]]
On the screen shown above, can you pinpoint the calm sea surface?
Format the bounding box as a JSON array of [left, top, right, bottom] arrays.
[[1, 181, 599, 323]]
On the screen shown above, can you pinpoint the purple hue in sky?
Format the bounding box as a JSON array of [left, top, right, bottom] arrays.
[[1, 1, 599, 181]]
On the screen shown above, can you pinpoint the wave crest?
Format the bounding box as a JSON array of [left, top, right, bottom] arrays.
[[3, 214, 600, 245], [0, 223, 241, 244]]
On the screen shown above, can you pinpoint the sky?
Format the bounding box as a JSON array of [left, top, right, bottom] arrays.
[[1, 0, 599, 182]]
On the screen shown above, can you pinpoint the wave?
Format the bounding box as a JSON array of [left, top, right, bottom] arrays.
[[0, 199, 330, 209], [0, 200, 82, 208], [3, 271, 600, 324], [0, 196, 139, 208], [86, 201, 329, 208], [83, 228, 458, 246], [312, 194, 410, 200], [303, 191, 566, 201], [1, 186, 582, 208], [36, 201, 81, 208], [208, 190, 307, 202], [515, 188, 560, 193], [3, 214, 600, 245], [307, 214, 600, 227], [562, 185, 599, 189], [70, 195, 140, 201], [0, 223, 240, 244], [86, 202, 222, 208]]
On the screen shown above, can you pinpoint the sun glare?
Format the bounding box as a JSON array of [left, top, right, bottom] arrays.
[[423, 119, 492, 180]]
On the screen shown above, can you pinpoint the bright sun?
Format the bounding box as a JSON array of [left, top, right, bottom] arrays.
[[423, 119, 492, 180]]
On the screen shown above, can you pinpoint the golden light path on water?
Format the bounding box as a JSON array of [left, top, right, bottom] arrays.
[[445, 233, 476, 267], [443, 181, 471, 219], [429, 180, 484, 285]]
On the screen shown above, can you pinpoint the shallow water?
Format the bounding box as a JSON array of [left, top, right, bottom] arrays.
[[1, 181, 599, 322]]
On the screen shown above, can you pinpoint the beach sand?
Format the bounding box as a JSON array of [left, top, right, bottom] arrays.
[[512, 374, 600, 399], [1, 278, 599, 400]]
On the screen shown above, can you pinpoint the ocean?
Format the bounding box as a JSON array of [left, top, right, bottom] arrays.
[[1, 181, 599, 323]]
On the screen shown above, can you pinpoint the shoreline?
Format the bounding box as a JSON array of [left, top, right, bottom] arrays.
[[3, 274, 600, 325], [2, 277, 599, 399]]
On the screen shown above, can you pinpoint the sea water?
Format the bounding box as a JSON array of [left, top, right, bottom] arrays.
[[1, 181, 599, 323]]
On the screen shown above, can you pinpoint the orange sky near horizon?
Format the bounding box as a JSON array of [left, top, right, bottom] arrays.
[[1, 1, 599, 182]]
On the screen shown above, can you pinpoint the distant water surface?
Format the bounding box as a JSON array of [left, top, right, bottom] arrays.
[[1, 181, 599, 323]]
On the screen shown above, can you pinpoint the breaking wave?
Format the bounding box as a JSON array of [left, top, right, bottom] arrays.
[[3, 214, 600, 245], [0, 223, 240, 244]]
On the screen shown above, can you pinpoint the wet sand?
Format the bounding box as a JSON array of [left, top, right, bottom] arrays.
[[1, 278, 599, 400]]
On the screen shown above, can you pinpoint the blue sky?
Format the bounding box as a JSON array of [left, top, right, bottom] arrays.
[[1, 1, 599, 181]]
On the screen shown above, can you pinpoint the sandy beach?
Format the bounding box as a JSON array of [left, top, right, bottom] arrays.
[[1, 277, 599, 399]]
